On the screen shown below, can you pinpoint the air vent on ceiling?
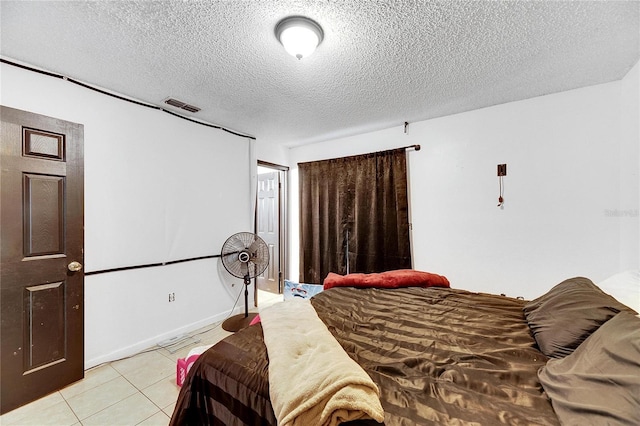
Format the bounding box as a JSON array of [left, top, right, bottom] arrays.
[[164, 97, 201, 113]]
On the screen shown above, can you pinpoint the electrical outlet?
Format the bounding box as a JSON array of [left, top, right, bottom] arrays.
[[497, 164, 507, 176], [169, 292, 175, 302]]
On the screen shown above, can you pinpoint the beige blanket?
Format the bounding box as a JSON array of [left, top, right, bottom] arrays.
[[260, 299, 385, 426]]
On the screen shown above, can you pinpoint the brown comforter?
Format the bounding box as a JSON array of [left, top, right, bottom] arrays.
[[170, 287, 559, 425]]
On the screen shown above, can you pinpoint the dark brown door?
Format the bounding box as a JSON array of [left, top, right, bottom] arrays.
[[1, 106, 84, 414]]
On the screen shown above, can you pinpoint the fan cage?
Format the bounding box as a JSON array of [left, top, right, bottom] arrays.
[[221, 232, 269, 280]]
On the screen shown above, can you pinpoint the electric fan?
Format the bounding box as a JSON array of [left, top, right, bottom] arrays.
[[220, 232, 270, 331]]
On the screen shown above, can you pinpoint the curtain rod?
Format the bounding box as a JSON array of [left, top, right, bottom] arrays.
[[299, 144, 421, 166]]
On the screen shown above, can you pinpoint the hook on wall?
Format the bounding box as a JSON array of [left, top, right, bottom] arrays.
[[497, 164, 506, 208]]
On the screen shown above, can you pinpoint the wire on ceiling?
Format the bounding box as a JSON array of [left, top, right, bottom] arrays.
[[0, 58, 256, 140]]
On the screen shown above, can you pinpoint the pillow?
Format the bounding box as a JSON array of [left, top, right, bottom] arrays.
[[283, 280, 324, 300], [323, 269, 450, 290], [538, 312, 640, 426], [523, 277, 635, 358], [598, 270, 640, 314]]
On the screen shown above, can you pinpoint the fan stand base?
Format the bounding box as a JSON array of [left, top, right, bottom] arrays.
[[221, 313, 259, 332]]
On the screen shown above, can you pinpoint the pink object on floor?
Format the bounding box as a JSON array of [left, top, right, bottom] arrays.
[[176, 345, 213, 386]]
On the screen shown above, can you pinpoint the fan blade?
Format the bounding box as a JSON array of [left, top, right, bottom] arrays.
[[226, 237, 248, 252], [222, 250, 241, 261], [249, 258, 269, 276], [246, 239, 261, 255]]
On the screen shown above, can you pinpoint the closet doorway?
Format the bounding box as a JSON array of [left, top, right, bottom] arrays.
[[255, 161, 288, 307]]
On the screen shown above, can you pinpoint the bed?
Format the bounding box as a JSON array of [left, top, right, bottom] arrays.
[[170, 271, 640, 426]]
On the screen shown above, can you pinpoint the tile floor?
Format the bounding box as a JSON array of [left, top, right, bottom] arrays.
[[0, 290, 283, 426]]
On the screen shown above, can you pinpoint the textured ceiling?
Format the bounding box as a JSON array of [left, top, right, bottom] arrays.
[[1, 1, 639, 147]]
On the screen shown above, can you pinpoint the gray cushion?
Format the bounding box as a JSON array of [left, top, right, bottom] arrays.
[[538, 312, 640, 426], [523, 277, 635, 358]]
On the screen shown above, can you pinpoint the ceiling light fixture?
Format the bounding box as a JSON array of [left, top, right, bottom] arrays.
[[275, 16, 324, 60]]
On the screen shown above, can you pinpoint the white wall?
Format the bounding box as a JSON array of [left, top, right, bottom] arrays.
[[256, 140, 290, 168], [618, 61, 640, 271], [288, 62, 639, 299], [1, 62, 254, 368]]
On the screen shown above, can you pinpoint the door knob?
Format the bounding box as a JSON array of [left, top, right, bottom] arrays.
[[68, 261, 83, 272]]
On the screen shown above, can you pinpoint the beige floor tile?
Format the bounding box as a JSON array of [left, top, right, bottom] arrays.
[[0, 399, 78, 426], [110, 350, 160, 375], [65, 375, 138, 420], [163, 402, 177, 419], [161, 323, 232, 365], [60, 364, 121, 400], [258, 289, 283, 307], [141, 376, 180, 409], [155, 339, 207, 362], [0, 392, 66, 425], [81, 393, 159, 426], [1, 320, 236, 426], [136, 410, 170, 426], [154, 320, 233, 362], [111, 351, 175, 390], [194, 326, 233, 346]]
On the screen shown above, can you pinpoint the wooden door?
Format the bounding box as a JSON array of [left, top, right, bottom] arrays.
[[0, 106, 84, 414], [257, 171, 280, 294]]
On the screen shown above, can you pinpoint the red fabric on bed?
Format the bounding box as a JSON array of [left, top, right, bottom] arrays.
[[323, 269, 450, 290]]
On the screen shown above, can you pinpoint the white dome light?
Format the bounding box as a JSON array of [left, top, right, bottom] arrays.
[[275, 16, 324, 60]]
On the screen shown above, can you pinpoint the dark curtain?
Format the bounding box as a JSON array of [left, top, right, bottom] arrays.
[[299, 148, 411, 284]]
